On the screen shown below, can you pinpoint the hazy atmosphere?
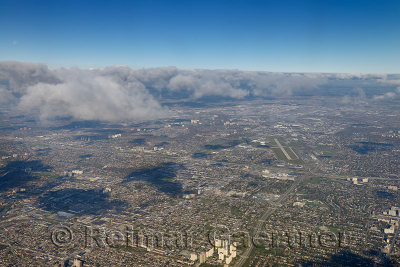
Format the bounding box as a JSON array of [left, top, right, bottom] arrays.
[[1, 1, 400, 267], [1, 61, 400, 122]]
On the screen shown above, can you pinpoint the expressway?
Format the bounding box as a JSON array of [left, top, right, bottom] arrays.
[[233, 170, 310, 267], [389, 220, 400, 256]]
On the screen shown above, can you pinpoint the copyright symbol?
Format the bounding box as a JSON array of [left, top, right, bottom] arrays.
[[51, 225, 74, 247]]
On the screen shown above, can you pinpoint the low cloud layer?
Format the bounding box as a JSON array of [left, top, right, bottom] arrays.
[[18, 69, 164, 121], [0, 61, 59, 105], [0, 61, 398, 122], [373, 78, 400, 101]]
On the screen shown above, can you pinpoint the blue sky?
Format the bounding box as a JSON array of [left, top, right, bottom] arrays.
[[1, 0, 400, 73]]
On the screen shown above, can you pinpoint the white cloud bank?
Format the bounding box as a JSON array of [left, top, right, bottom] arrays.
[[18, 69, 165, 121], [1, 61, 398, 122]]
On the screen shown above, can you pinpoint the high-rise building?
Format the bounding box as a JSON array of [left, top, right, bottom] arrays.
[[73, 259, 83, 267], [190, 253, 197, 261], [199, 252, 206, 264], [219, 251, 225, 261], [206, 247, 214, 257]]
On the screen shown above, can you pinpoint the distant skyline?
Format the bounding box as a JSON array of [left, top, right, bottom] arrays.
[[1, 0, 400, 73]]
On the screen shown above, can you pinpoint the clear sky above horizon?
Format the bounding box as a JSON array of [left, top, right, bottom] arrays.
[[1, 0, 400, 73]]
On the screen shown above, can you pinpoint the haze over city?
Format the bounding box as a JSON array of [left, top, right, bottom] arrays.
[[1, 1, 400, 267]]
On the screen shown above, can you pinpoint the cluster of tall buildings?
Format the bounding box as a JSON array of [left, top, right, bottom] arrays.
[[53, 258, 82, 267], [193, 239, 237, 265], [384, 206, 400, 217], [216, 239, 237, 264]]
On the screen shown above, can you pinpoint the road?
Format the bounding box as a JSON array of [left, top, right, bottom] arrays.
[[324, 174, 400, 181], [389, 220, 400, 255], [233, 169, 310, 267]]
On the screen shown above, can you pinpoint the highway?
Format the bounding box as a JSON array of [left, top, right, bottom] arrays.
[[233, 168, 311, 267], [389, 220, 400, 256], [233, 162, 399, 267], [324, 174, 400, 181]]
